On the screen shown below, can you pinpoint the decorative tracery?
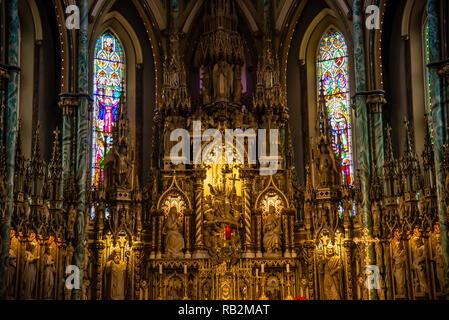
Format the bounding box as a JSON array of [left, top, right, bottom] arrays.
[[317, 29, 353, 184], [91, 31, 125, 186]]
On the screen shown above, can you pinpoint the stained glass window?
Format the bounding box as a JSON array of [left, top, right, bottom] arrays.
[[424, 21, 434, 142], [317, 29, 353, 184], [92, 32, 125, 186]]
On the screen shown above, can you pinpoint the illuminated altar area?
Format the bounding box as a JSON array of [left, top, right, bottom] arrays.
[[1, 0, 448, 301]]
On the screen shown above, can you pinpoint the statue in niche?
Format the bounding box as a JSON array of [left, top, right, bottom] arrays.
[[322, 245, 343, 300], [163, 206, 184, 258], [67, 204, 77, 239], [240, 283, 248, 300], [213, 61, 233, 101], [233, 65, 242, 102], [263, 205, 282, 256], [43, 247, 56, 299], [103, 248, 127, 300], [413, 238, 428, 295], [372, 202, 381, 237], [316, 141, 338, 188], [7, 249, 17, 299], [202, 282, 211, 300], [22, 243, 39, 300], [82, 279, 91, 300], [115, 142, 132, 188], [202, 68, 211, 105], [392, 240, 407, 297], [433, 241, 445, 291]]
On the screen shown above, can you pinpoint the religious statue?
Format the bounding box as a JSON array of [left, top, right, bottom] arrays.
[[372, 202, 381, 237], [67, 204, 77, 239], [7, 249, 17, 299], [202, 68, 211, 105], [263, 205, 282, 257], [233, 65, 242, 102], [392, 240, 407, 297], [213, 61, 233, 101], [43, 247, 56, 299], [163, 206, 185, 258], [103, 248, 127, 300], [322, 245, 343, 300], [82, 279, 91, 300], [22, 243, 39, 300], [433, 241, 445, 291], [115, 142, 132, 188], [413, 238, 428, 295], [316, 141, 338, 188]]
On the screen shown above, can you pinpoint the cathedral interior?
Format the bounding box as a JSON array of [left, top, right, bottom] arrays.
[[0, 0, 449, 301]]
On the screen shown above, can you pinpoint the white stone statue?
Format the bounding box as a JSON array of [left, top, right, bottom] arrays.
[[392, 240, 407, 297], [103, 248, 127, 300], [263, 205, 282, 256], [434, 241, 445, 291], [67, 205, 77, 239], [413, 238, 428, 295], [7, 249, 17, 299], [163, 206, 185, 258], [22, 243, 39, 300], [43, 247, 56, 299]]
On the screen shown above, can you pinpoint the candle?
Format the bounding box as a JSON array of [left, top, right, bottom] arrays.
[[184, 265, 187, 274], [225, 226, 231, 240], [261, 264, 265, 274], [159, 264, 163, 274], [287, 264, 290, 273]]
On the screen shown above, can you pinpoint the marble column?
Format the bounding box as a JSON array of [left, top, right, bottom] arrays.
[[72, 0, 89, 300], [428, 0, 449, 298], [0, 0, 19, 299], [353, 0, 376, 300]]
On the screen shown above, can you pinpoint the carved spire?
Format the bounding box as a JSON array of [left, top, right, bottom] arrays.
[[400, 119, 420, 193], [422, 114, 435, 189], [383, 123, 398, 197], [30, 124, 45, 197], [160, 8, 191, 116], [116, 81, 129, 147], [48, 127, 62, 201], [253, 1, 286, 114], [317, 80, 330, 137]]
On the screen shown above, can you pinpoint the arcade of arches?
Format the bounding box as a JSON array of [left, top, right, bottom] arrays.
[[1, 0, 449, 301]]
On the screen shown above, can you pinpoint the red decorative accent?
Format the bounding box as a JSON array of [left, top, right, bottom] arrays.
[[293, 296, 308, 300], [225, 226, 231, 240]]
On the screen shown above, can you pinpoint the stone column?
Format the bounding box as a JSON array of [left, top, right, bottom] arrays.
[[353, 0, 376, 300], [366, 93, 386, 170], [428, 0, 449, 298], [193, 171, 206, 258], [0, 0, 19, 299], [72, 0, 89, 300], [58, 96, 78, 199], [343, 240, 355, 300]]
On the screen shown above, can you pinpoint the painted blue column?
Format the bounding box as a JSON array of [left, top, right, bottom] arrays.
[[73, 0, 89, 300], [353, 0, 376, 300], [427, 0, 449, 297], [0, 0, 19, 299]]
